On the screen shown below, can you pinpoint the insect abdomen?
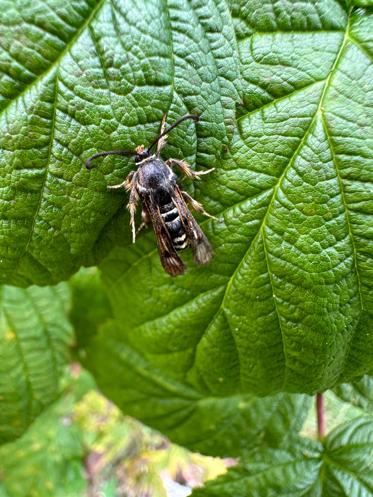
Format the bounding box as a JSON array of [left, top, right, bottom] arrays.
[[160, 201, 188, 251]]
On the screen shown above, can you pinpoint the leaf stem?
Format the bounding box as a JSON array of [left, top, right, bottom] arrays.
[[316, 393, 325, 440]]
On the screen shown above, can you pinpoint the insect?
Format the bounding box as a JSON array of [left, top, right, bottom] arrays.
[[85, 114, 215, 276]]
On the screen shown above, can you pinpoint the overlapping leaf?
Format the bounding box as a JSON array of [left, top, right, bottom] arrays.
[[69, 267, 112, 348], [334, 375, 373, 412], [0, 0, 238, 286], [1, 0, 372, 396], [0, 283, 73, 444], [85, 321, 311, 457], [94, 2, 373, 396], [192, 416, 373, 497]]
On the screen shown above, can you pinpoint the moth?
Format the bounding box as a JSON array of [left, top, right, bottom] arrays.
[[85, 114, 215, 276]]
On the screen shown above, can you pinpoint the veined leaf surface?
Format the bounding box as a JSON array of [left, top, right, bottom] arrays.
[[0, 284, 73, 444], [191, 417, 373, 497], [1, 1, 372, 394]]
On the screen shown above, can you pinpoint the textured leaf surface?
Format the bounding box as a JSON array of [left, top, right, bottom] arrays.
[[0, 0, 238, 285], [85, 321, 311, 457], [192, 416, 373, 497], [334, 375, 373, 412], [95, 1, 373, 396], [0, 284, 73, 444], [1, 0, 373, 395]]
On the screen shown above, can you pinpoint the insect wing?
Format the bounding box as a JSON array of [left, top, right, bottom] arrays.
[[172, 187, 213, 266], [143, 196, 185, 276]]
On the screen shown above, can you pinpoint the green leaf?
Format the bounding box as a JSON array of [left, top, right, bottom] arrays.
[[192, 437, 323, 497], [191, 416, 373, 497], [0, 284, 74, 444], [0, 0, 238, 285], [322, 416, 373, 497], [0, 370, 93, 497], [351, 1, 373, 6], [333, 375, 373, 412], [0, 487, 10, 497], [84, 321, 311, 457], [2, 1, 373, 394], [69, 267, 112, 349], [94, 3, 373, 396]]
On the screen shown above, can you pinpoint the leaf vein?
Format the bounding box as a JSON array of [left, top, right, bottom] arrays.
[[321, 114, 365, 310], [0, 0, 106, 118]]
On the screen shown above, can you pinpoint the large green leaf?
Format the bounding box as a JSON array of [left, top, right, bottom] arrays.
[[95, 2, 373, 396], [0, 0, 238, 286], [1, 1, 372, 394], [191, 416, 373, 497], [0, 284, 73, 444], [85, 321, 311, 458]]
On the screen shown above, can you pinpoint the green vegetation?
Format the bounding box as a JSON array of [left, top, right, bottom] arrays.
[[0, 0, 372, 495]]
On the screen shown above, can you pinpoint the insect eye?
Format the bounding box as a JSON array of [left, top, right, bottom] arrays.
[[135, 152, 149, 163]]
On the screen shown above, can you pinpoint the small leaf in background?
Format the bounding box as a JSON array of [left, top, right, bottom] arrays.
[[0, 368, 93, 497], [333, 375, 373, 413], [191, 417, 373, 497], [84, 321, 311, 458], [0, 283, 74, 444], [1, 366, 229, 497]]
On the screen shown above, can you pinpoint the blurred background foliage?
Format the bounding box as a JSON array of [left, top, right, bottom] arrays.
[[0, 365, 370, 496], [0, 365, 229, 497]]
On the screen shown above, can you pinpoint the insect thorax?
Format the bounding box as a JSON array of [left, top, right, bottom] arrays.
[[137, 159, 188, 252], [138, 158, 175, 192]]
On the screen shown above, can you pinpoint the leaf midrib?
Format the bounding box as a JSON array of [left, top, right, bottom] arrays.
[[2, 306, 34, 424]]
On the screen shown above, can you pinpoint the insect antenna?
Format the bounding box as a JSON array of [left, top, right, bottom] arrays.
[[85, 149, 135, 170], [147, 114, 199, 153]]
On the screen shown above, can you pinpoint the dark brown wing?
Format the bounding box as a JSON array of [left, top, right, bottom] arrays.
[[171, 186, 213, 266], [142, 195, 185, 276]]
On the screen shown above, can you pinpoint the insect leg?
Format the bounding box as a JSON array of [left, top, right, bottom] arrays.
[[127, 186, 140, 243], [107, 171, 135, 191], [117, 171, 139, 243], [181, 191, 218, 220], [136, 206, 151, 235], [107, 180, 127, 190], [166, 159, 214, 180], [136, 222, 146, 235]]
